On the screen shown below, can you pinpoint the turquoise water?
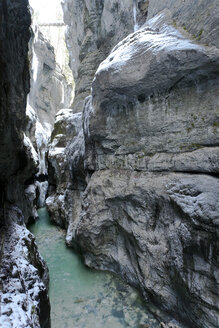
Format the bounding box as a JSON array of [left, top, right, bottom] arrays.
[[29, 207, 160, 328]]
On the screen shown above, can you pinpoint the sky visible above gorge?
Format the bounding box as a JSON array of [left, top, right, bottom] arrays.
[[29, 0, 63, 23]]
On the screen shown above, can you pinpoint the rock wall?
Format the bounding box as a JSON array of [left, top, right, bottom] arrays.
[[27, 19, 74, 209], [62, 0, 147, 112], [0, 1, 50, 326], [47, 0, 144, 231], [28, 25, 73, 130], [46, 108, 85, 242], [0, 204, 50, 328], [0, 0, 35, 222], [147, 0, 219, 48], [47, 0, 219, 327]]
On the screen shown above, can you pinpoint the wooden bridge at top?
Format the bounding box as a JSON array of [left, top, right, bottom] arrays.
[[38, 22, 65, 27]]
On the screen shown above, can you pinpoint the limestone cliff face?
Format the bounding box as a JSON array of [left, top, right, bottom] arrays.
[[47, 0, 141, 230], [47, 0, 219, 327], [26, 20, 74, 209], [46, 109, 85, 237], [0, 0, 35, 221], [28, 26, 73, 130], [62, 0, 143, 112], [0, 1, 50, 327], [147, 0, 219, 48]]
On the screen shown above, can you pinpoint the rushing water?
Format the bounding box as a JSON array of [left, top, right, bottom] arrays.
[[29, 208, 160, 328]]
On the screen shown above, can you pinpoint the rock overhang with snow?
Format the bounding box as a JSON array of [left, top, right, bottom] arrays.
[[92, 11, 219, 108]]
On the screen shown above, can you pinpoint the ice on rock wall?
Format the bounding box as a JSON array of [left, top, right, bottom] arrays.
[[133, 0, 138, 32], [83, 96, 94, 139], [32, 27, 39, 82], [26, 103, 51, 208], [0, 206, 48, 328], [35, 181, 49, 208], [35, 121, 50, 208], [97, 18, 202, 79], [35, 120, 50, 176], [23, 133, 39, 166]]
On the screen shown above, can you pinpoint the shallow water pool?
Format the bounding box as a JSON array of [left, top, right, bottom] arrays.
[[29, 207, 160, 328]]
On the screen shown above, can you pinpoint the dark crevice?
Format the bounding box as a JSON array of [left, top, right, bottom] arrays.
[[137, 93, 146, 103], [171, 171, 219, 178], [36, 174, 48, 182]]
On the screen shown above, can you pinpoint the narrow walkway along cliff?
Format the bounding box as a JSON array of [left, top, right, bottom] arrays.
[[0, 0, 218, 328]]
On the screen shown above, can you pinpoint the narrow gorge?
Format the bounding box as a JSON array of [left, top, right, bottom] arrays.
[[0, 0, 218, 328]]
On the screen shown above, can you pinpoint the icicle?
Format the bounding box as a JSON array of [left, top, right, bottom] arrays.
[[35, 181, 48, 208], [32, 27, 39, 82], [133, 0, 138, 32]]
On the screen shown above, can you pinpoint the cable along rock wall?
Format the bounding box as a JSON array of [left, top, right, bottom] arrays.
[[47, 0, 219, 327]]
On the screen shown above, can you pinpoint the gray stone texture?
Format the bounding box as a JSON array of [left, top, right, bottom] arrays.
[[0, 204, 50, 328], [0, 0, 34, 213], [62, 0, 138, 112], [47, 109, 85, 235], [28, 27, 72, 129], [0, 1, 51, 326], [86, 10, 219, 172], [48, 0, 219, 327], [76, 170, 218, 328], [147, 0, 219, 48]]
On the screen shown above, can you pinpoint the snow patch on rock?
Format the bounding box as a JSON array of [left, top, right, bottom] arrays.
[[0, 205, 50, 328]]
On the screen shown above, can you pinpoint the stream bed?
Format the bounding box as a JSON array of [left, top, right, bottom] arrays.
[[29, 207, 161, 328]]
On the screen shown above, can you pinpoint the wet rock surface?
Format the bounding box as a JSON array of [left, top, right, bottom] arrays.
[[86, 10, 219, 172], [26, 15, 75, 210]]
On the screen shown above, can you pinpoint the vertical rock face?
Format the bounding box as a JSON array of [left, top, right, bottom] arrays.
[[0, 1, 50, 327], [46, 109, 85, 238], [62, 0, 139, 112], [48, 0, 219, 327], [77, 9, 219, 326], [47, 0, 142, 230], [28, 26, 73, 130], [147, 0, 219, 48], [26, 19, 74, 209], [0, 0, 33, 218]]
